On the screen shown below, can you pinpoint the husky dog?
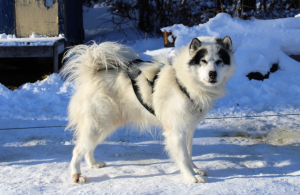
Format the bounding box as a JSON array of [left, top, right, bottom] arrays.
[[61, 36, 236, 184]]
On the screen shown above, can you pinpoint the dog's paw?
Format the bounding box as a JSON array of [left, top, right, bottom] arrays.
[[193, 168, 208, 176], [72, 174, 87, 183], [90, 161, 106, 169], [185, 174, 207, 183]]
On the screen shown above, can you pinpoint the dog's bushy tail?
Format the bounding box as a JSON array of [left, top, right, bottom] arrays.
[[60, 41, 138, 84]]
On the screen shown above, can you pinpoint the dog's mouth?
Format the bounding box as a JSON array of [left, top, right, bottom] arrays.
[[203, 79, 218, 86], [209, 79, 217, 84]]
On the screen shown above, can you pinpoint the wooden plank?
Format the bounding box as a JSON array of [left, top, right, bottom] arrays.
[[0, 38, 65, 72], [15, 0, 59, 37], [58, 43, 65, 54], [0, 46, 53, 58], [57, 39, 65, 54]]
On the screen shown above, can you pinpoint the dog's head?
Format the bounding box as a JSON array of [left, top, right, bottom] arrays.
[[188, 36, 236, 87]]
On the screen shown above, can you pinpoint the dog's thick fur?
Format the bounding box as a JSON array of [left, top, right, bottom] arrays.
[[61, 36, 236, 184]]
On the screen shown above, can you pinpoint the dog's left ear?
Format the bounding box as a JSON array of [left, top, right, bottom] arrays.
[[189, 38, 201, 55], [222, 36, 233, 52]]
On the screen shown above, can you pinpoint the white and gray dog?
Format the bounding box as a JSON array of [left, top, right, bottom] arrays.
[[61, 36, 236, 184]]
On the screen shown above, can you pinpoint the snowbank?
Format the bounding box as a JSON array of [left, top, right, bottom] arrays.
[[0, 74, 72, 121]]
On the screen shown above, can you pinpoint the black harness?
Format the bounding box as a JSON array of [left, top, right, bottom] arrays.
[[130, 76, 156, 115], [174, 75, 195, 105], [127, 60, 201, 116]]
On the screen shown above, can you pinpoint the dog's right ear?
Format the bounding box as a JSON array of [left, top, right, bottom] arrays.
[[189, 38, 201, 55]]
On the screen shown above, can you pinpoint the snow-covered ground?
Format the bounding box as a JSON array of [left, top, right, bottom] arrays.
[[0, 33, 64, 46], [0, 6, 300, 194]]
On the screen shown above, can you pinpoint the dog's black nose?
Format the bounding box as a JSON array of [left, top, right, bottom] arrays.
[[209, 71, 217, 79]]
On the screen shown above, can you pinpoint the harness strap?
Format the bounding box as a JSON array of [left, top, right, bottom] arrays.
[[127, 59, 158, 116], [130, 77, 156, 115], [174, 72, 202, 112], [175, 76, 195, 105], [147, 69, 161, 93]]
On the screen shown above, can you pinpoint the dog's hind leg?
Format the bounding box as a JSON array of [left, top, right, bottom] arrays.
[[163, 129, 206, 183], [70, 128, 101, 183], [186, 128, 208, 176], [70, 125, 118, 183], [84, 128, 118, 169], [85, 146, 106, 169]]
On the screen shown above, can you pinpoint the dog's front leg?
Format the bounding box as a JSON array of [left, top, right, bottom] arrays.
[[163, 129, 206, 183], [187, 128, 208, 176]]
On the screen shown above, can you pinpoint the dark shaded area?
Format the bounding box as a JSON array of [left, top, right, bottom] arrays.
[[63, 0, 85, 46], [246, 64, 279, 81], [289, 55, 300, 62], [0, 55, 63, 90], [84, 0, 300, 37], [0, 1, 15, 34]]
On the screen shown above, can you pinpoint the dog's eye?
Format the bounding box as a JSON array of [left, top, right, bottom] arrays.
[[201, 60, 207, 64], [216, 60, 222, 65]]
